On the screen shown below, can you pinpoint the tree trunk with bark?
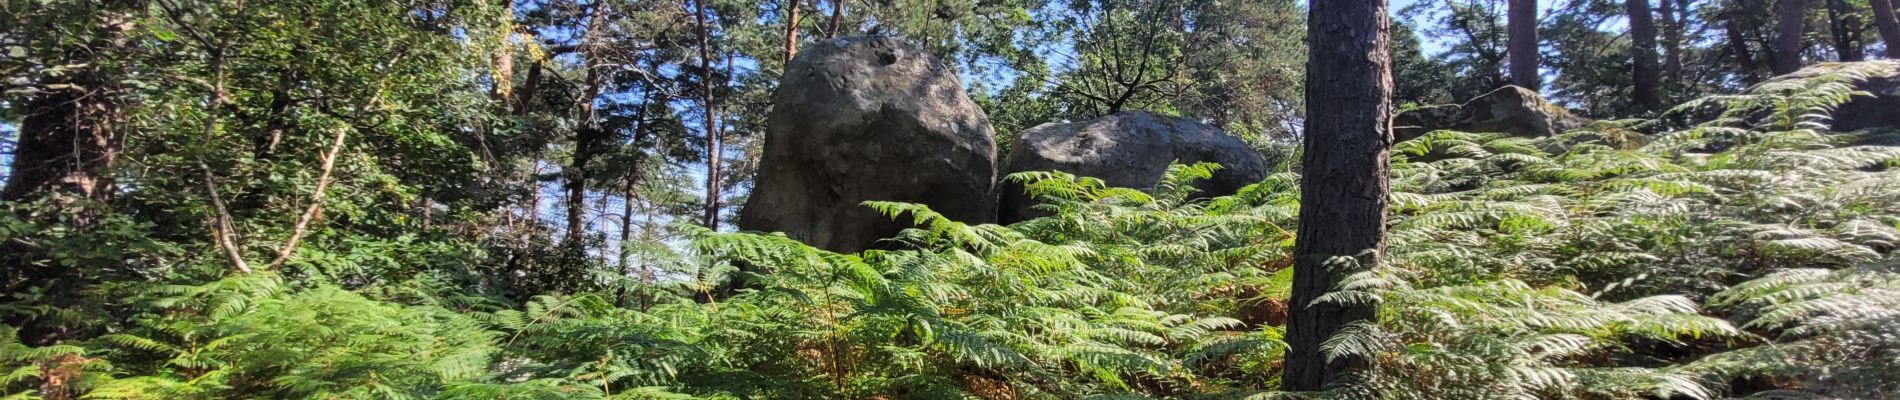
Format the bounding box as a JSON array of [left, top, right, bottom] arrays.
[[785, 0, 802, 64], [1726, 12, 1765, 84], [1826, 0, 1865, 61], [1630, 0, 1664, 112], [1660, 0, 1685, 84], [1508, 0, 1541, 90], [1873, 0, 1900, 58], [1284, 0, 1393, 390], [694, 0, 722, 229], [829, 0, 845, 38], [616, 88, 655, 275], [565, 0, 611, 246], [2, 79, 123, 214], [1774, 0, 1810, 74], [1, 1, 141, 346]]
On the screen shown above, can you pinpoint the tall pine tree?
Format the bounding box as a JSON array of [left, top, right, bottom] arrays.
[[1284, 0, 1395, 390]]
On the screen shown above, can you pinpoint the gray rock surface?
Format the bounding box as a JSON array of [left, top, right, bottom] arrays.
[[998, 111, 1269, 223], [1757, 61, 1900, 134], [1394, 85, 1590, 141], [738, 36, 998, 253]]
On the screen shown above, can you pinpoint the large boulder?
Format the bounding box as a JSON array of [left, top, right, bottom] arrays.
[[1394, 85, 1590, 142], [738, 36, 997, 253], [998, 111, 1270, 223], [1757, 61, 1900, 133]]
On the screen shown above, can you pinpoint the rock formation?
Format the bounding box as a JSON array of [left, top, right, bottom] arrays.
[[997, 111, 1269, 223], [1757, 60, 1900, 134], [738, 36, 998, 253], [1394, 85, 1591, 141]]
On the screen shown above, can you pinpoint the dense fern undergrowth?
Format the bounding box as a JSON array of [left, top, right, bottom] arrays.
[[4, 67, 1900, 399]]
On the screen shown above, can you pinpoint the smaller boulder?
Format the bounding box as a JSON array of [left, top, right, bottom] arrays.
[[998, 111, 1270, 223], [1395, 85, 1590, 142], [1756, 61, 1900, 134]]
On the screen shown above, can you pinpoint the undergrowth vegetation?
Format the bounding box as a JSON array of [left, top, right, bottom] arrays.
[[4, 66, 1900, 400]]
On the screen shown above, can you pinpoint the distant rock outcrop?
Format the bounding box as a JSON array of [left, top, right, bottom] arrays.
[[1395, 85, 1591, 141], [1757, 61, 1900, 134], [738, 36, 997, 253], [997, 111, 1269, 223]]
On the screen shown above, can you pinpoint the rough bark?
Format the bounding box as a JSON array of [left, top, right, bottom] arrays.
[[1775, 0, 1811, 74], [1284, 0, 1393, 391], [1874, 0, 1900, 58], [1508, 0, 1541, 90], [1630, 0, 1664, 111]]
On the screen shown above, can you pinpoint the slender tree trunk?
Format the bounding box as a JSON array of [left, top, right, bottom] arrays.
[[514, 57, 543, 240], [256, 66, 299, 159], [1873, 0, 1900, 58], [694, 0, 722, 229], [618, 168, 641, 271], [785, 0, 802, 63], [1285, 0, 1393, 390], [1726, 12, 1765, 84], [1630, 0, 1664, 112], [1774, 0, 1810, 74], [1508, 0, 1541, 90], [617, 88, 654, 274], [565, 0, 611, 246], [515, 61, 542, 116], [1660, 0, 1685, 84], [264, 125, 350, 269], [829, 0, 845, 38], [1826, 0, 1865, 60]]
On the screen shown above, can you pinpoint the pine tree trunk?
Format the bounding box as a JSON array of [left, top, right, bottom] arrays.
[[617, 88, 655, 275], [694, 0, 722, 229], [1873, 0, 1900, 58], [1826, 0, 1865, 61], [785, 0, 802, 64], [1630, 0, 1664, 112], [1726, 12, 1765, 84], [565, 0, 610, 245], [1774, 0, 1810, 74], [1508, 0, 1541, 90], [1284, 0, 1393, 390], [1659, 0, 1685, 84], [829, 0, 844, 38]]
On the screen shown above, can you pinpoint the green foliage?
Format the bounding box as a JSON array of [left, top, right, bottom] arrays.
[[1691, 261, 1900, 398], [3, 4, 1900, 399]]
